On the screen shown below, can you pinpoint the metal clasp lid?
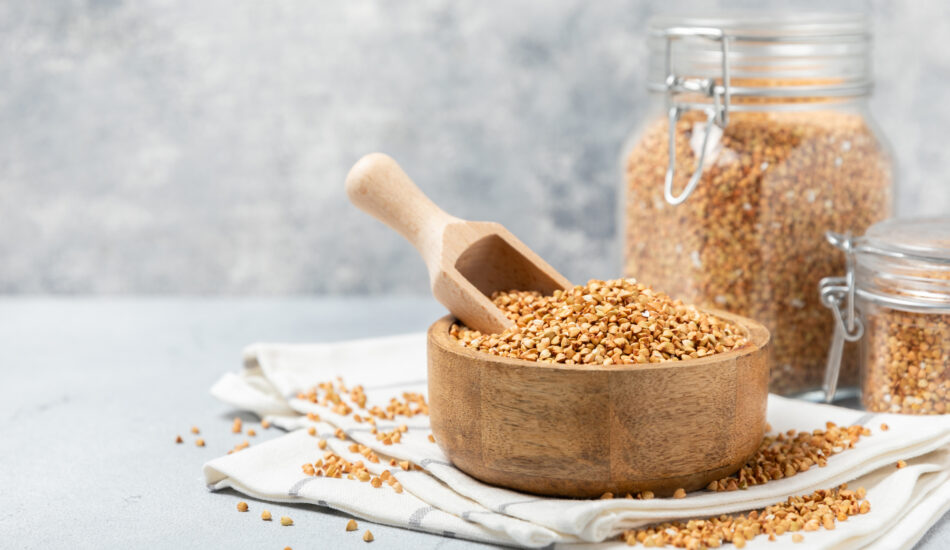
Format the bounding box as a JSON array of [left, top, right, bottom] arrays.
[[819, 232, 864, 402], [661, 27, 732, 205]]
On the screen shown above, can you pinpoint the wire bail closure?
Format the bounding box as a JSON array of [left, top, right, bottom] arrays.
[[662, 27, 731, 206], [819, 232, 864, 402]]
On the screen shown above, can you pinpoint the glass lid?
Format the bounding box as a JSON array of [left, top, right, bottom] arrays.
[[863, 218, 950, 260], [855, 217, 950, 309], [646, 12, 872, 98]]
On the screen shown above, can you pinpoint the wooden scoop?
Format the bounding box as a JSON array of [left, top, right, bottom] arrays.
[[345, 153, 572, 334]]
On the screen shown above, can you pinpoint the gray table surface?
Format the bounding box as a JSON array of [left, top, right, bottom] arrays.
[[1, 297, 947, 549]]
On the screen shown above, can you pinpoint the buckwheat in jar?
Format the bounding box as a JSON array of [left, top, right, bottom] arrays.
[[821, 219, 950, 414], [622, 14, 894, 396]]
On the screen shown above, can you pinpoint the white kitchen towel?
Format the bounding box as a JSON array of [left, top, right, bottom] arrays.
[[205, 334, 950, 548]]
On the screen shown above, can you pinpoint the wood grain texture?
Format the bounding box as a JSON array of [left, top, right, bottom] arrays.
[[428, 310, 771, 498], [345, 153, 572, 334]]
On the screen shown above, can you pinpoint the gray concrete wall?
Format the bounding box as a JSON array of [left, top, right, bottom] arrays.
[[1, 0, 947, 294]]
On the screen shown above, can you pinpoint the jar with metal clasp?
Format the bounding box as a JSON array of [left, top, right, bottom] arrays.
[[621, 13, 894, 396], [820, 219, 950, 414]]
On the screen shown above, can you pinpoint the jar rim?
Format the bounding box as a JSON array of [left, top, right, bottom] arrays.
[[648, 12, 869, 39], [647, 12, 872, 99], [863, 218, 950, 260], [853, 218, 950, 310]]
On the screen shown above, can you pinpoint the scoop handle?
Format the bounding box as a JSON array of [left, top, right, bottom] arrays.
[[345, 153, 459, 271]]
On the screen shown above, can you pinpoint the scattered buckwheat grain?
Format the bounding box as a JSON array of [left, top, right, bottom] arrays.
[[296, 380, 428, 420], [363, 530, 374, 542], [195, 438, 205, 447], [261, 510, 272, 521], [707, 422, 868, 492], [191, 426, 200, 435], [346, 519, 358, 531], [897, 460, 907, 469], [280, 516, 293, 526], [232, 417, 242, 433], [673, 488, 687, 499], [175, 435, 183, 444], [623, 484, 869, 548], [237, 501, 248, 512]]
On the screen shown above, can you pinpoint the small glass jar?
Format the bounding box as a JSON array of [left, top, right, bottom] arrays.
[[821, 219, 950, 414], [621, 14, 894, 396]]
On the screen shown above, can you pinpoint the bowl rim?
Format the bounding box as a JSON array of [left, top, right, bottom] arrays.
[[428, 308, 770, 373]]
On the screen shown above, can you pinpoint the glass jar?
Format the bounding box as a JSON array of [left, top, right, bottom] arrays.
[[821, 219, 950, 414], [621, 14, 894, 396]]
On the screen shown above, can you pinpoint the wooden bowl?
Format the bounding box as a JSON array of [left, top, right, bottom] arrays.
[[427, 311, 770, 498]]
